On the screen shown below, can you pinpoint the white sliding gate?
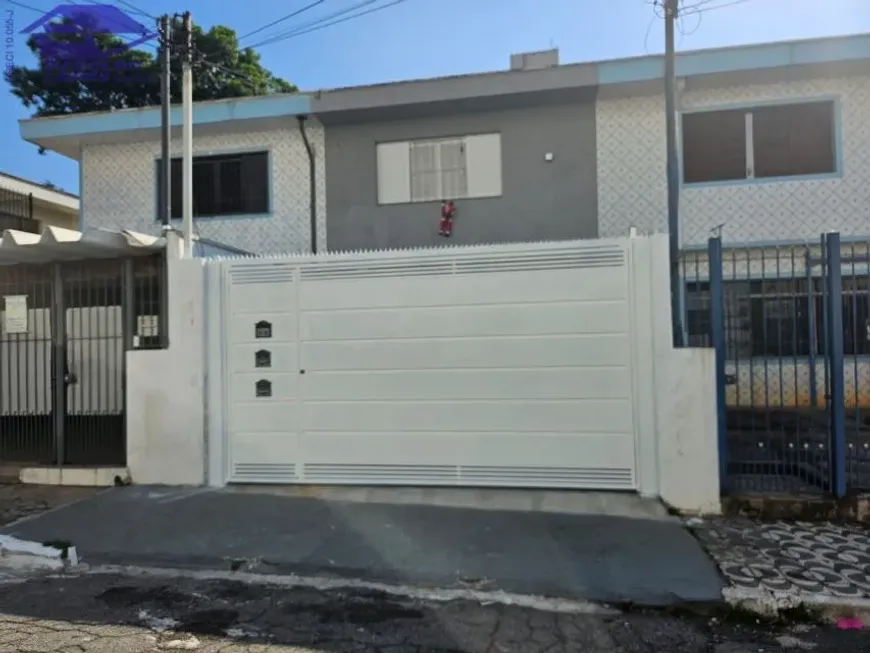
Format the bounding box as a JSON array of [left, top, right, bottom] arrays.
[[206, 239, 644, 489]]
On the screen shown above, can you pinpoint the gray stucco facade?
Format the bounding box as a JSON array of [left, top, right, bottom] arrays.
[[324, 100, 599, 251]]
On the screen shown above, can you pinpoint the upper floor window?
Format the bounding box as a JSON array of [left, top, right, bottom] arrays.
[[376, 133, 502, 205], [681, 100, 836, 185], [156, 151, 269, 220]]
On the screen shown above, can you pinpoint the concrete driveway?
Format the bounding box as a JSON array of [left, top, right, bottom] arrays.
[[1, 486, 724, 606]]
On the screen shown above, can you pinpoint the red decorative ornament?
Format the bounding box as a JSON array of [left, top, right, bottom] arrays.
[[439, 200, 457, 237]]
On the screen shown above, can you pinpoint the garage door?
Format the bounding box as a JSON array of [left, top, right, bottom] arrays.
[[217, 240, 637, 489]]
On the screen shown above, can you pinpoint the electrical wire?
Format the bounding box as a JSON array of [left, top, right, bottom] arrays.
[[237, 0, 328, 42], [4, 0, 47, 14], [247, 0, 385, 48], [678, 9, 703, 36], [645, 0, 749, 46], [112, 0, 156, 20], [679, 0, 751, 16], [191, 49, 267, 94], [643, 4, 658, 53], [249, 0, 410, 50]]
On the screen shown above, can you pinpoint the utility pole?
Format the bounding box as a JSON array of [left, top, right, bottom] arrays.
[[664, 0, 685, 347], [181, 11, 194, 257], [158, 15, 172, 229]]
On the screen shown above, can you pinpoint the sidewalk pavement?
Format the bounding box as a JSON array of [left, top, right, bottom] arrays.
[[689, 516, 870, 613], [0, 485, 99, 527], [0, 485, 724, 607]]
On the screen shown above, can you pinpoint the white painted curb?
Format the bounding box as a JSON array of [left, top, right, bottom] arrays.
[[724, 586, 870, 620], [81, 564, 618, 615], [0, 535, 77, 572]]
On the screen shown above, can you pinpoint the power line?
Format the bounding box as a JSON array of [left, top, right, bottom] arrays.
[[238, 0, 328, 42], [249, 0, 410, 50], [7, 0, 160, 52], [248, 0, 384, 47], [191, 49, 268, 94], [643, 10, 657, 53], [252, 0, 402, 48], [112, 0, 157, 20], [678, 9, 703, 36], [4, 0, 46, 14], [646, 0, 749, 45], [679, 0, 751, 15]]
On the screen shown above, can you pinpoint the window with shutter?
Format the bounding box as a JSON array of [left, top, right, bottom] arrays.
[[752, 101, 835, 178], [156, 151, 269, 219], [378, 133, 501, 204], [681, 100, 837, 185], [410, 141, 440, 202], [438, 140, 468, 199], [682, 110, 747, 184]]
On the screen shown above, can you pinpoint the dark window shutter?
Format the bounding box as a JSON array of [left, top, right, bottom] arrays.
[[155, 158, 182, 221], [242, 153, 269, 214], [223, 159, 246, 214], [192, 160, 216, 217], [752, 101, 835, 178], [682, 109, 747, 184], [170, 159, 182, 219]]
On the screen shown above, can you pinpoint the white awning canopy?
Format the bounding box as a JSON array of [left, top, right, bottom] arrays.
[[0, 227, 165, 266]]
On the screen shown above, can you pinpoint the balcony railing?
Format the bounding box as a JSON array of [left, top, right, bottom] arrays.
[[0, 214, 41, 234], [0, 186, 41, 234]]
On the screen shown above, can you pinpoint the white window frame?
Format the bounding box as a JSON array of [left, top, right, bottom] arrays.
[[376, 133, 502, 205], [682, 99, 837, 186]]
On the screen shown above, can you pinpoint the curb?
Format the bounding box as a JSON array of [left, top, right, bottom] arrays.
[[77, 563, 620, 616], [723, 586, 870, 623], [0, 535, 78, 572]]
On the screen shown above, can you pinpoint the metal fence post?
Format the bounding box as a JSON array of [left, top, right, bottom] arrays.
[[824, 232, 846, 498], [51, 263, 66, 467], [708, 236, 728, 493]]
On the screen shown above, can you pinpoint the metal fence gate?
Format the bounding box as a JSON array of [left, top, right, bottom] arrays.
[[692, 232, 870, 497], [0, 254, 165, 467]]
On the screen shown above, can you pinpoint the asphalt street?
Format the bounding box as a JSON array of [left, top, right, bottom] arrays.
[[0, 572, 865, 653]]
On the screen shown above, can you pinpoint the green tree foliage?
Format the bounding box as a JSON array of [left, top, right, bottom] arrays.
[[5, 14, 295, 118]]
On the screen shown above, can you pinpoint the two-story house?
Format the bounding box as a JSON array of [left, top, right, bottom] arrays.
[[18, 34, 870, 367], [18, 33, 869, 252]]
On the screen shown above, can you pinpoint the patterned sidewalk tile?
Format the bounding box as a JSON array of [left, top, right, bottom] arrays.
[[690, 519, 870, 599]]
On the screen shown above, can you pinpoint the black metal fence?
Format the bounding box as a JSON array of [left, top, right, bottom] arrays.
[[0, 253, 166, 467], [685, 234, 870, 496], [0, 186, 40, 234]]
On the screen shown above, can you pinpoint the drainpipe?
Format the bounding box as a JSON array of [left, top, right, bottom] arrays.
[[297, 115, 317, 254]]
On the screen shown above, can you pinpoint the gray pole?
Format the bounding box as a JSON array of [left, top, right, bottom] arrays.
[[159, 15, 172, 228], [664, 0, 684, 346], [181, 11, 194, 256]]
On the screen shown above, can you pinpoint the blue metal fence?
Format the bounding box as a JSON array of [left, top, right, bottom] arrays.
[[687, 232, 870, 497]]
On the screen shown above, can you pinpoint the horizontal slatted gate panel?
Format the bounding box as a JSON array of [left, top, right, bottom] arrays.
[[226, 262, 300, 483], [221, 242, 636, 489]]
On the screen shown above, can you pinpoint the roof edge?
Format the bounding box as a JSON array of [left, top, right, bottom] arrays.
[[0, 173, 79, 211], [19, 93, 312, 144], [17, 32, 870, 144]]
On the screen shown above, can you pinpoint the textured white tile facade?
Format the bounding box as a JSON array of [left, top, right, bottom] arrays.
[[81, 125, 327, 254], [597, 75, 870, 246]]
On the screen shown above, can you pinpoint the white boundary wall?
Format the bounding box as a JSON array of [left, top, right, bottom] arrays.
[[125, 233, 721, 514], [126, 234, 205, 485]]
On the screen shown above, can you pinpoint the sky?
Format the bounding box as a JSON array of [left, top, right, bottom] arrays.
[[1, 0, 869, 194]]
